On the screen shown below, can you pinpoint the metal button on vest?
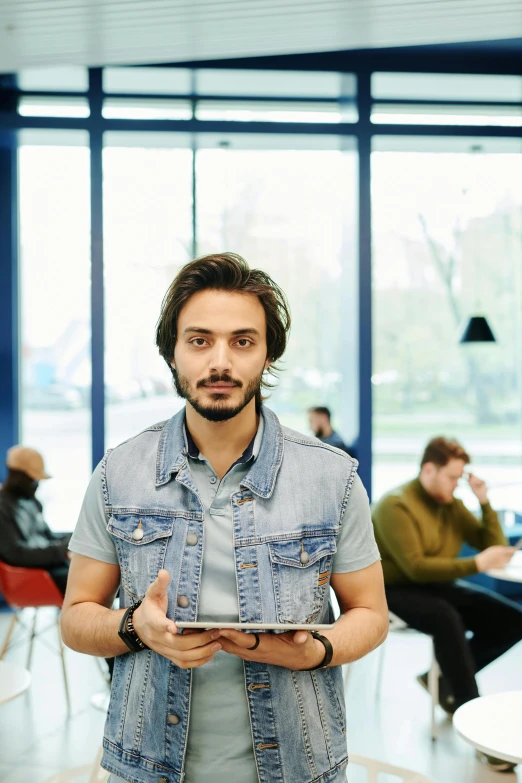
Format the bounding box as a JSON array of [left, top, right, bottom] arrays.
[[158, 777, 169, 783], [167, 713, 180, 725], [177, 595, 190, 608], [132, 520, 144, 541], [186, 533, 198, 546], [209, 476, 217, 484]]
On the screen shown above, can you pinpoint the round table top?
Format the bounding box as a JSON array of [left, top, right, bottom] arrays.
[[453, 691, 522, 764], [488, 551, 522, 583], [0, 661, 32, 706]]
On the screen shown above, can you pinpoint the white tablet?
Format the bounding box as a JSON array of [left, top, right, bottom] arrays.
[[176, 621, 334, 631]]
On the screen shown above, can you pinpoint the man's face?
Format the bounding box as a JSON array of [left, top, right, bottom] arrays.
[[309, 411, 327, 438], [172, 289, 269, 422], [423, 458, 466, 504]]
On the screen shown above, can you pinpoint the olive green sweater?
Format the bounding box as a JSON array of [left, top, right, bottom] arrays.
[[372, 478, 507, 585]]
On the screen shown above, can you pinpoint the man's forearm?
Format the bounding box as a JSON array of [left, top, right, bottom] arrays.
[[326, 608, 388, 667], [61, 602, 129, 657]]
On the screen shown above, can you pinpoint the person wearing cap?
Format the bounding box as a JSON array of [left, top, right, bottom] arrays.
[[0, 445, 71, 594]]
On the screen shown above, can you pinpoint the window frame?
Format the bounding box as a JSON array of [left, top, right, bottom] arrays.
[[1, 59, 521, 498]]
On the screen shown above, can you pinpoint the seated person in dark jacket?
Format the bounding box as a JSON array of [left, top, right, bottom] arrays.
[[0, 446, 70, 595], [308, 406, 357, 459]]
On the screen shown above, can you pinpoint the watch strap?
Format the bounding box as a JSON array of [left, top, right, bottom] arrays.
[[118, 600, 149, 653], [308, 631, 334, 670]]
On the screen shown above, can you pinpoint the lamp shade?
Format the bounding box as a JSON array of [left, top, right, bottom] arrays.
[[459, 315, 496, 343]]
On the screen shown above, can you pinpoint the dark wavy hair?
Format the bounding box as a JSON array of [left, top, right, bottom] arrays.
[[421, 436, 470, 467], [156, 253, 291, 405]]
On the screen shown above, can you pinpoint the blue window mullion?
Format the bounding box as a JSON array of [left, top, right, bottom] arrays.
[[0, 130, 19, 472], [357, 69, 373, 499], [89, 68, 105, 470]]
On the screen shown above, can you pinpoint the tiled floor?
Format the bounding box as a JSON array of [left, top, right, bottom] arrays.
[[0, 608, 108, 782], [0, 607, 521, 782]]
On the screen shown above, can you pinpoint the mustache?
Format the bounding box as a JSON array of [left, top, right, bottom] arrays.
[[196, 373, 243, 389]]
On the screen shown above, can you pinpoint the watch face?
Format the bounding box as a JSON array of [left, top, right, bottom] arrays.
[[118, 609, 134, 646], [119, 608, 130, 632], [118, 603, 147, 652]]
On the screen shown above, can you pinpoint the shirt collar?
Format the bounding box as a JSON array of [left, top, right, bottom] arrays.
[[412, 477, 442, 510], [156, 405, 282, 496], [184, 415, 264, 471]]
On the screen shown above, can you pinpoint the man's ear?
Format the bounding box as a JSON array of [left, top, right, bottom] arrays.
[[421, 462, 435, 480]]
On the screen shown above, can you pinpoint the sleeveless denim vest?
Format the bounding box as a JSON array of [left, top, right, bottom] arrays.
[[101, 406, 357, 783]]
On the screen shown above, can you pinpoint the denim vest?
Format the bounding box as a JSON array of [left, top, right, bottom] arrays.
[[101, 406, 357, 783]]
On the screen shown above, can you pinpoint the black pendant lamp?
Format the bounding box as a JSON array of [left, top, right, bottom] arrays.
[[459, 315, 496, 344]]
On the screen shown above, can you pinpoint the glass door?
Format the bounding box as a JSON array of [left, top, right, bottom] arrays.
[[196, 133, 359, 442], [18, 130, 91, 531], [103, 132, 194, 448], [372, 136, 522, 510]]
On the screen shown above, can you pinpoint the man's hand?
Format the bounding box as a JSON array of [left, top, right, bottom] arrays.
[[476, 545, 515, 572], [132, 570, 222, 669], [217, 628, 326, 670], [466, 472, 489, 505]]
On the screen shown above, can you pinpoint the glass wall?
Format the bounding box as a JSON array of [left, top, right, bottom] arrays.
[[196, 134, 359, 439], [372, 137, 522, 510], [102, 132, 359, 444], [4, 63, 522, 517], [18, 130, 91, 531], [103, 133, 193, 448]]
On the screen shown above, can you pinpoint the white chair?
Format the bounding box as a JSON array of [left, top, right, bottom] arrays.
[[333, 592, 440, 740], [0, 562, 71, 710], [44, 748, 109, 783], [350, 753, 434, 782], [375, 612, 440, 741]]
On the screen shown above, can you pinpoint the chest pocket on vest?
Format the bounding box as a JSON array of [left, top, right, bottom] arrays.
[[268, 534, 337, 623], [108, 513, 174, 602]]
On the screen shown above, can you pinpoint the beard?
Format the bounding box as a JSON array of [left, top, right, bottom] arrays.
[[315, 426, 325, 438], [173, 369, 263, 422], [429, 484, 453, 504]]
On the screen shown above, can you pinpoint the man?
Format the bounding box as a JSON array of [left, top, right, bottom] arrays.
[[372, 436, 522, 772], [0, 446, 70, 594], [308, 406, 357, 459], [62, 253, 388, 783]]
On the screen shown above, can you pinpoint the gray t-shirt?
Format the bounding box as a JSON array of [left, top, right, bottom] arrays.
[[70, 423, 379, 783]]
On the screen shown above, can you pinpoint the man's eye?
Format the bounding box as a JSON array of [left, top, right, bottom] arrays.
[[191, 338, 207, 346], [236, 338, 252, 347]]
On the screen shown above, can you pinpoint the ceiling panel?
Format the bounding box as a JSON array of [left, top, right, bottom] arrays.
[[0, 0, 521, 71]]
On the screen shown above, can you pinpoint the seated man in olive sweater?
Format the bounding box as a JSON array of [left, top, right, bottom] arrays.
[[372, 437, 521, 760]]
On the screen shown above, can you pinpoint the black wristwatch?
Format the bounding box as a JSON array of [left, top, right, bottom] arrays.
[[307, 631, 334, 670], [118, 600, 149, 653]]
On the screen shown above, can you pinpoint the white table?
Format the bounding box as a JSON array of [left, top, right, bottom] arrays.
[[0, 660, 32, 706], [488, 551, 522, 583], [453, 691, 522, 765]]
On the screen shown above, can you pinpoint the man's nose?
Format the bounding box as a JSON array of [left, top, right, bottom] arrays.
[[208, 340, 232, 373]]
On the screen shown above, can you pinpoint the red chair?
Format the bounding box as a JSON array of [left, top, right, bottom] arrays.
[[0, 561, 70, 708]]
